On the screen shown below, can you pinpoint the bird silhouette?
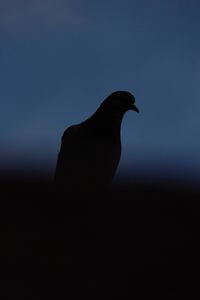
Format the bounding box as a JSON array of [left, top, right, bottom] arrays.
[[54, 91, 139, 194]]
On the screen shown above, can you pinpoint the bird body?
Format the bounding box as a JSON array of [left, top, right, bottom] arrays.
[[54, 91, 139, 193]]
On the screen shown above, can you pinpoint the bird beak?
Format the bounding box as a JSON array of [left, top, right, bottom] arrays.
[[129, 103, 139, 113]]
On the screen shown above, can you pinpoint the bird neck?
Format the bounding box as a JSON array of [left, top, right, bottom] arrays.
[[88, 108, 124, 138]]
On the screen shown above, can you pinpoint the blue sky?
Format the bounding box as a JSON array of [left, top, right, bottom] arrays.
[[0, 0, 200, 181]]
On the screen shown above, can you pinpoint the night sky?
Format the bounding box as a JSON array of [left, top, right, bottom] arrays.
[[0, 0, 200, 182]]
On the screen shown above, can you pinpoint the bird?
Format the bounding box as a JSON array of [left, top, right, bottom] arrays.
[[54, 91, 139, 194]]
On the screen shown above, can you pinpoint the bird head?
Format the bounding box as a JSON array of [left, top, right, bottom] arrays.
[[100, 91, 139, 116]]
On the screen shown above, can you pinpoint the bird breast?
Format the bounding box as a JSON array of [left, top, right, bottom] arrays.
[[74, 137, 121, 191]]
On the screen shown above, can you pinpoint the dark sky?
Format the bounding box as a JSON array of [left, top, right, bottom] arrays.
[[0, 0, 200, 181]]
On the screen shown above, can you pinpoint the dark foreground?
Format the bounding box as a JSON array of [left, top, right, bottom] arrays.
[[0, 177, 200, 298]]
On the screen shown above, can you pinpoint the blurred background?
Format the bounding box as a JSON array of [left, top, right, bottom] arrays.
[[0, 0, 200, 184]]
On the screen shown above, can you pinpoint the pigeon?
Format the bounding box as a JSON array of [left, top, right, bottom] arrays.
[[54, 91, 139, 194]]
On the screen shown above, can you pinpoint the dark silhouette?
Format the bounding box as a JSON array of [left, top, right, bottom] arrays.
[[54, 91, 139, 193], [1, 97, 200, 298]]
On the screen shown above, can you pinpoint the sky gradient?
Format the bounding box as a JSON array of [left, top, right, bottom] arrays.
[[1, 0, 200, 182]]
